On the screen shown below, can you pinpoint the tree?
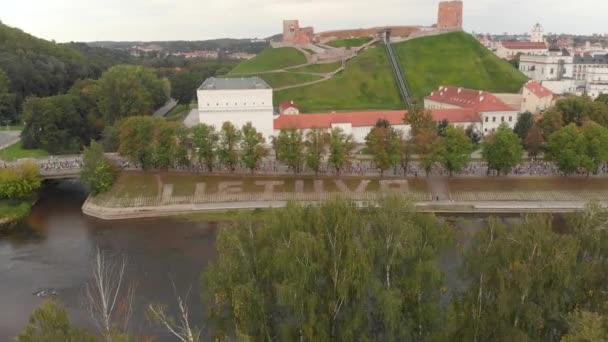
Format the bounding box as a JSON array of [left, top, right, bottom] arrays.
[[147, 281, 201, 342], [328, 127, 355, 175], [101, 124, 120, 153], [562, 310, 608, 342], [152, 121, 177, 170], [437, 119, 449, 138], [84, 248, 136, 340], [525, 124, 544, 157], [465, 124, 482, 145], [596, 93, 608, 106], [191, 124, 219, 172], [240, 122, 267, 174], [304, 128, 326, 175], [538, 108, 564, 139], [404, 105, 436, 138], [95, 65, 170, 123], [0, 162, 42, 200], [172, 125, 191, 169], [365, 120, 400, 177], [170, 71, 199, 104], [437, 126, 474, 176], [217, 122, 241, 172], [514, 111, 534, 142], [0, 69, 16, 122], [17, 299, 97, 342], [481, 123, 523, 175], [414, 126, 440, 176], [118, 116, 157, 169], [397, 130, 412, 174], [546, 124, 584, 175], [579, 121, 608, 175], [81, 140, 116, 195], [273, 128, 304, 174]]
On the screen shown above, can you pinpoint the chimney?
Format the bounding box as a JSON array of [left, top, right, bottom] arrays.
[[457, 87, 462, 93]]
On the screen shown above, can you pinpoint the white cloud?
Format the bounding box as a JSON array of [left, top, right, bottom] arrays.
[[1, 0, 607, 42]]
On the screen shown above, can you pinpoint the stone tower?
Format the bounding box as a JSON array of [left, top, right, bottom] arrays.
[[282, 20, 314, 45], [283, 20, 299, 43], [530, 23, 544, 43], [437, 1, 463, 30]]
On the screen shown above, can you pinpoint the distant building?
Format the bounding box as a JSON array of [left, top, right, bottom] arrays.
[[197, 77, 274, 139], [279, 101, 300, 115], [283, 20, 315, 46], [175, 50, 219, 59], [521, 81, 555, 114], [496, 41, 548, 59], [424, 86, 519, 134], [437, 1, 464, 30], [227, 52, 257, 60], [530, 23, 544, 43]]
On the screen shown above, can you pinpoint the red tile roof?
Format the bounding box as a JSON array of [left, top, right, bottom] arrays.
[[500, 41, 547, 50], [273, 109, 480, 130], [425, 86, 516, 112], [279, 101, 298, 110], [524, 81, 553, 98]]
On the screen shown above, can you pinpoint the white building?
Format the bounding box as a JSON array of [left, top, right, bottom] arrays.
[[424, 86, 519, 135], [496, 41, 548, 59], [197, 77, 275, 139], [530, 23, 544, 43], [520, 81, 555, 114], [519, 55, 574, 81]]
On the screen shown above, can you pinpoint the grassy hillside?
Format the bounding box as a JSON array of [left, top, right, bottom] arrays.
[[228, 72, 323, 88], [394, 32, 528, 100], [275, 46, 402, 112], [327, 37, 373, 48], [290, 62, 342, 74], [229, 47, 307, 74]]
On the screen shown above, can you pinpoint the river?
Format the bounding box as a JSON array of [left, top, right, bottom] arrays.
[[0, 181, 519, 340]]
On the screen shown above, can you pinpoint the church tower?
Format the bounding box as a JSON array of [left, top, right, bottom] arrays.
[[530, 23, 544, 43]]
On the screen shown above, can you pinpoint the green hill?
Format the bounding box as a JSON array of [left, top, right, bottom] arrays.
[[229, 47, 307, 74], [226, 32, 528, 112], [394, 32, 528, 99]]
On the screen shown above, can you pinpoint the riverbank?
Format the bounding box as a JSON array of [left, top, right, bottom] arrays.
[[0, 201, 32, 230]]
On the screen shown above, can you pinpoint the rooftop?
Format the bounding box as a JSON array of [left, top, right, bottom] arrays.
[[500, 41, 547, 50], [198, 77, 271, 91], [425, 86, 516, 112], [524, 81, 553, 98]]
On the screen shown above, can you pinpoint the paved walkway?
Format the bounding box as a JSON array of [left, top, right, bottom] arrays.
[[0, 130, 20, 150]]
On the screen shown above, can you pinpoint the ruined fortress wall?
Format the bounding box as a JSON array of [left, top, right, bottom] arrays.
[[316, 26, 423, 43], [437, 1, 463, 29]]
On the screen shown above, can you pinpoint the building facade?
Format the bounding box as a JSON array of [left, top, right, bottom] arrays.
[[496, 41, 548, 59], [520, 81, 555, 114], [437, 1, 463, 30], [530, 23, 544, 43], [197, 77, 275, 139]]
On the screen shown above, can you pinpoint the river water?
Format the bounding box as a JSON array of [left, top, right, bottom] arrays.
[[0, 181, 518, 340]]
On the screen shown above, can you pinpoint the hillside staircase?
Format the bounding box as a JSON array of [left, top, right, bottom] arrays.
[[382, 31, 412, 108]]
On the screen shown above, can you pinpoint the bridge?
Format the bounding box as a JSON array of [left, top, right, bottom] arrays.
[[382, 30, 412, 108], [5, 155, 85, 180]]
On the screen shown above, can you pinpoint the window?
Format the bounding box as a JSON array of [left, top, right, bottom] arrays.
[[484, 128, 488, 132], [492, 117, 496, 122], [501, 116, 505, 122], [550, 68, 554, 74], [509, 116, 512, 122], [485, 117, 489, 122]]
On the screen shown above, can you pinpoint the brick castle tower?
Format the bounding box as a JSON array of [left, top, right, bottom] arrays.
[[283, 20, 314, 46], [437, 1, 463, 30]]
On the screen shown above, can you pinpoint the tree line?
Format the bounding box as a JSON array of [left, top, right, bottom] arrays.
[[18, 199, 608, 341]]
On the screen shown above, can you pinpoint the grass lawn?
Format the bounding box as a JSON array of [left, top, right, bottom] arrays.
[[275, 46, 403, 112], [229, 48, 307, 74], [228, 72, 323, 88], [449, 177, 608, 201], [0, 141, 49, 161], [0, 201, 31, 221], [393, 32, 528, 101], [290, 62, 342, 74], [327, 37, 373, 48]]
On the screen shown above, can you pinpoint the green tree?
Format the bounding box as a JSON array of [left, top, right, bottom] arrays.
[[579, 121, 608, 175], [191, 123, 219, 172], [397, 130, 412, 174], [95, 65, 170, 123], [514, 111, 534, 142], [172, 125, 191, 169], [218, 122, 241, 172], [414, 127, 441, 176], [562, 310, 608, 342], [101, 124, 120, 153], [0, 68, 16, 122], [465, 124, 482, 145], [118, 116, 157, 169], [525, 124, 544, 157], [328, 127, 355, 175], [170, 70, 199, 104], [274, 127, 305, 174], [240, 122, 267, 174], [153, 121, 178, 169], [404, 105, 436, 138], [437, 126, 474, 176], [81, 140, 116, 195], [304, 127, 326, 175], [538, 108, 564, 139], [546, 124, 584, 175], [596, 93, 608, 106], [481, 124, 523, 175], [365, 120, 400, 177], [17, 299, 98, 342], [0, 162, 42, 200]]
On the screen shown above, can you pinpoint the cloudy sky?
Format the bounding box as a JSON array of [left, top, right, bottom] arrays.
[[2, 0, 606, 42]]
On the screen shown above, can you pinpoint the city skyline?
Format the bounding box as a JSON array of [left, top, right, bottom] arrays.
[[2, 0, 607, 43]]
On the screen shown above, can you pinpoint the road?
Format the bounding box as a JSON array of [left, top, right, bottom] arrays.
[[0, 130, 20, 150]]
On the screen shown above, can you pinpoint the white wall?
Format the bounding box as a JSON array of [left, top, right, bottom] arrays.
[[480, 111, 519, 134], [496, 46, 548, 59], [521, 91, 554, 115], [519, 55, 573, 81], [587, 83, 608, 100], [423, 99, 462, 110]]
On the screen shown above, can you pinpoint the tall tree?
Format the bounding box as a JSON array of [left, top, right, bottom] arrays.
[[118, 116, 157, 169], [437, 126, 474, 176], [481, 123, 523, 175], [414, 127, 441, 176], [525, 124, 544, 157], [240, 122, 267, 174], [170, 71, 199, 104], [404, 105, 436, 138], [365, 120, 400, 177], [81, 140, 116, 195], [579, 120, 608, 175], [217, 122, 241, 172], [304, 127, 327, 175], [328, 127, 355, 176], [545, 123, 584, 175], [172, 125, 192, 169], [513, 111, 534, 142], [191, 123, 219, 172], [153, 121, 178, 169], [0, 69, 16, 122], [273, 128, 304, 174]]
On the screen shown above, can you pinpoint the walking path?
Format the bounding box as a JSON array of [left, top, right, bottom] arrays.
[[0, 130, 20, 150]]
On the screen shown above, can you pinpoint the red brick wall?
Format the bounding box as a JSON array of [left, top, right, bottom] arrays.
[[283, 20, 314, 45], [437, 1, 463, 29]]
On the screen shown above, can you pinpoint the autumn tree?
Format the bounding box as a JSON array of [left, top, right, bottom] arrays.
[[240, 122, 267, 174], [118, 116, 157, 169], [525, 124, 544, 157], [437, 126, 474, 176], [217, 122, 242, 172], [365, 119, 400, 177], [481, 123, 523, 175], [328, 127, 355, 175], [191, 123, 219, 172], [304, 127, 327, 175], [404, 105, 435, 138], [273, 127, 304, 174], [81, 140, 116, 195]]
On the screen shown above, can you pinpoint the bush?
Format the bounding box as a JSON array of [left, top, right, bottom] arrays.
[[0, 161, 42, 199]]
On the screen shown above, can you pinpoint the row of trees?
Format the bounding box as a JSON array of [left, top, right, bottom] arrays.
[[202, 198, 608, 341]]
